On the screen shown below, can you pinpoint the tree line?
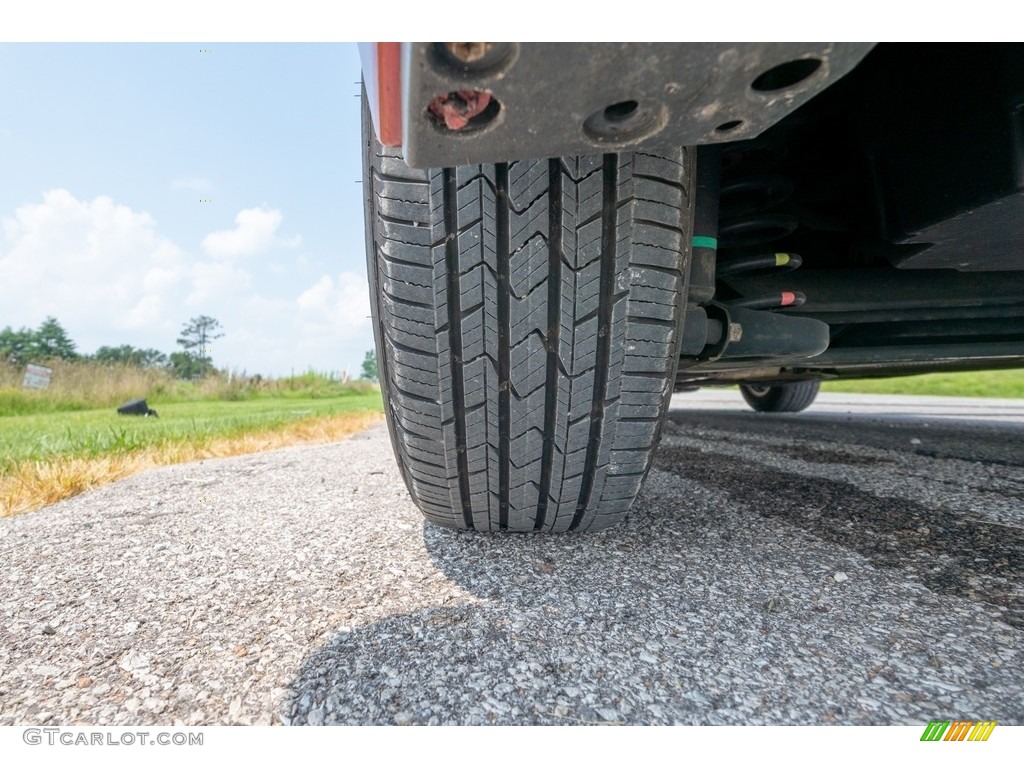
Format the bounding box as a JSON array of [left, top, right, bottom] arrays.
[[0, 315, 224, 380]]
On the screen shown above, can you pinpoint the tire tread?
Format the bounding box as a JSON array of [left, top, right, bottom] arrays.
[[364, 100, 693, 531]]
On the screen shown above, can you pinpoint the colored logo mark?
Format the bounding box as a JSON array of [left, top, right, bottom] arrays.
[[920, 720, 997, 742]]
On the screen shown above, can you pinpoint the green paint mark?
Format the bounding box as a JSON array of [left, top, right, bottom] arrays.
[[920, 721, 950, 741], [692, 236, 717, 250]]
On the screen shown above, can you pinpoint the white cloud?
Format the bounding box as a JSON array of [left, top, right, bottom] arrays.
[[284, 271, 372, 377], [187, 260, 252, 306], [142, 265, 181, 294], [297, 271, 371, 334], [201, 206, 300, 260], [124, 294, 163, 329], [296, 275, 334, 313], [0, 190, 187, 344], [0, 190, 372, 376]]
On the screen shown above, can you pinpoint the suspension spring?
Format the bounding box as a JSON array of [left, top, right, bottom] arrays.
[[716, 171, 807, 311]]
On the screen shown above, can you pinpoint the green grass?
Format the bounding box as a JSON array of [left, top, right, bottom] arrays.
[[0, 363, 385, 516], [0, 394, 383, 466], [821, 369, 1024, 399]]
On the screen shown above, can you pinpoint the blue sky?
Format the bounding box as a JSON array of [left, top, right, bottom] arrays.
[[0, 43, 371, 377]]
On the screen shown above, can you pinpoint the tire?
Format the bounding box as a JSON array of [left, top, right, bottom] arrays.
[[739, 380, 820, 413], [362, 97, 694, 532]]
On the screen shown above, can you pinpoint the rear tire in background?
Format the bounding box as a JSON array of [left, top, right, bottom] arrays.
[[739, 380, 820, 413], [362, 96, 695, 532]]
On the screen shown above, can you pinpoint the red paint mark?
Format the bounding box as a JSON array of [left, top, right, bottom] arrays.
[[376, 42, 403, 147], [428, 90, 493, 131], [780, 291, 797, 306]]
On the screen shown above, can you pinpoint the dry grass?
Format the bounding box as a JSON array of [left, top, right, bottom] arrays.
[[1, 410, 383, 518], [0, 360, 171, 414], [0, 359, 378, 416]]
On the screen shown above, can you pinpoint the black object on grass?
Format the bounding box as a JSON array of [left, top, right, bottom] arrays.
[[117, 398, 159, 418]]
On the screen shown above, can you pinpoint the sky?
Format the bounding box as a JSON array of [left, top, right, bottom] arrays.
[[0, 43, 371, 378]]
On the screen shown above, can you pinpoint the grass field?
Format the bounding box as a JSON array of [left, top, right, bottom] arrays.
[[0, 395, 382, 464], [1, 394, 383, 517], [821, 368, 1024, 399], [0, 362, 383, 517]]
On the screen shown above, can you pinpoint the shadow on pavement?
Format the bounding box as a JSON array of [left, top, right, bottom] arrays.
[[283, 445, 1022, 724]]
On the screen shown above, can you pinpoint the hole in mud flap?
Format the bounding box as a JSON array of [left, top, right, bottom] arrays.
[[715, 119, 744, 134], [584, 99, 667, 145], [426, 90, 502, 135], [752, 58, 823, 92]]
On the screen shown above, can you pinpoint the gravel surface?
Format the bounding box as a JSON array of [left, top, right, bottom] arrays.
[[1, 394, 1022, 725]]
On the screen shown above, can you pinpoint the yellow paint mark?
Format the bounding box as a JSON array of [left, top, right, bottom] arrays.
[[775, 253, 790, 267], [968, 721, 997, 741]]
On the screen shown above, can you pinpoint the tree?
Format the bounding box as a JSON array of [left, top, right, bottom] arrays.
[[0, 318, 77, 364], [167, 351, 208, 380], [31, 317, 78, 360], [360, 349, 378, 382], [174, 315, 224, 378], [94, 345, 167, 368], [0, 326, 35, 365]]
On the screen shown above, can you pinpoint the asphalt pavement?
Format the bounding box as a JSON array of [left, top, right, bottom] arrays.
[[1, 391, 1021, 725]]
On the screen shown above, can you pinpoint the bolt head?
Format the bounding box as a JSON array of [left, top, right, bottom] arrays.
[[444, 42, 494, 64]]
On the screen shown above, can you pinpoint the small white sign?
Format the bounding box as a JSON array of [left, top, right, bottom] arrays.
[[22, 364, 53, 390]]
